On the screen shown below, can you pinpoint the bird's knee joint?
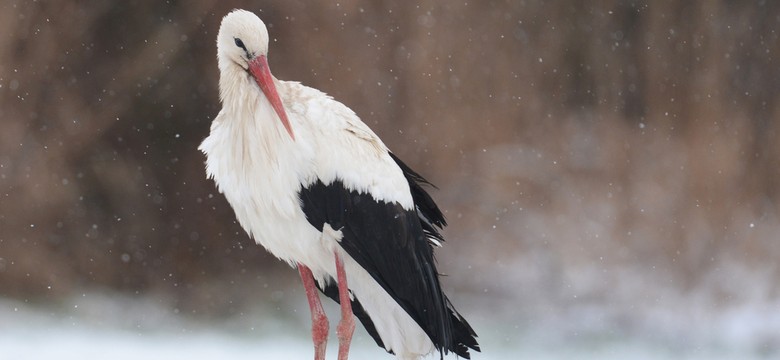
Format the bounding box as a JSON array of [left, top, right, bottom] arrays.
[[312, 314, 330, 343], [337, 316, 356, 338]]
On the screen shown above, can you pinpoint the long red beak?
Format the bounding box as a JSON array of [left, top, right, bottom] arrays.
[[248, 55, 295, 140]]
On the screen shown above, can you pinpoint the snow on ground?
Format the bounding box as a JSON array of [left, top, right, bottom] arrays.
[[1, 291, 777, 360]]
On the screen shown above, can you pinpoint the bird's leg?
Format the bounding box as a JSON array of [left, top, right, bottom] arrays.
[[298, 264, 329, 360], [334, 253, 356, 360]]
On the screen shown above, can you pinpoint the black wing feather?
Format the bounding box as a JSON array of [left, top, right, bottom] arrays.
[[388, 152, 447, 229], [298, 155, 479, 359]]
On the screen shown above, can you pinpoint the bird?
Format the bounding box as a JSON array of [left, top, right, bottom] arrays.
[[199, 9, 479, 360]]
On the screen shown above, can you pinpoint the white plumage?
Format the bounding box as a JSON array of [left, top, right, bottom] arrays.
[[199, 9, 478, 360]]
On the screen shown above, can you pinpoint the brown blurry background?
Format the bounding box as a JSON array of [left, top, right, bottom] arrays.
[[1, 0, 779, 350]]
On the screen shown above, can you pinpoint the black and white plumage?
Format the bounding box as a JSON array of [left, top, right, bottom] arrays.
[[199, 9, 479, 360]]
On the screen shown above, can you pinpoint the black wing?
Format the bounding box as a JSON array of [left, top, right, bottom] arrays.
[[298, 154, 479, 359], [388, 152, 447, 245]]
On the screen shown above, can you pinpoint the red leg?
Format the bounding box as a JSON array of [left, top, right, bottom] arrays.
[[298, 264, 329, 360], [335, 253, 356, 360]]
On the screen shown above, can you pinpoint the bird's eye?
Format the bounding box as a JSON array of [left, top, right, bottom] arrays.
[[234, 38, 246, 50]]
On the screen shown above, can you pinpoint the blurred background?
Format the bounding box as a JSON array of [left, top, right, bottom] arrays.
[[1, 1, 779, 358]]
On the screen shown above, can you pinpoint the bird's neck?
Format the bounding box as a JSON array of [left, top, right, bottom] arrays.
[[217, 65, 294, 152], [219, 65, 255, 106], [218, 64, 287, 117]]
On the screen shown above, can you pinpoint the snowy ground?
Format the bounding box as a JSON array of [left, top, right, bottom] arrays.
[[1, 291, 777, 360]]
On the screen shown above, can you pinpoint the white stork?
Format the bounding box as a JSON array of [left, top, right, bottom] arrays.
[[199, 9, 479, 360]]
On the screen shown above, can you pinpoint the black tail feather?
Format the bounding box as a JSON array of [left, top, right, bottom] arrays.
[[447, 298, 480, 358]]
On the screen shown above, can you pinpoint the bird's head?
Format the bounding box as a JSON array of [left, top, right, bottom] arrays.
[[217, 9, 295, 140]]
